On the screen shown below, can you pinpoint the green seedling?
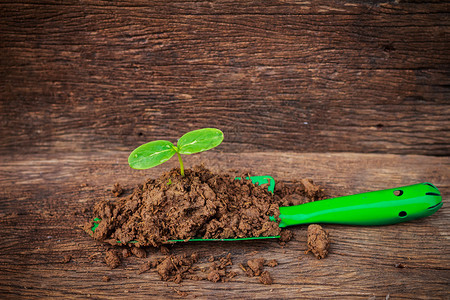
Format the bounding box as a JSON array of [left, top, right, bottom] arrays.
[[128, 128, 224, 177]]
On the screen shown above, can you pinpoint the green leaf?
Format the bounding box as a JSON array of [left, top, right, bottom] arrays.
[[128, 140, 177, 170], [177, 128, 224, 155]]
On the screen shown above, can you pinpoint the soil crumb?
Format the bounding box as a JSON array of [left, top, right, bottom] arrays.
[[247, 258, 265, 276], [112, 183, 123, 197], [171, 287, 188, 297], [88, 252, 101, 262], [394, 263, 406, 268], [137, 252, 237, 283], [160, 246, 170, 255], [154, 253, 199, 283], [305, 224, 330, 259], [105, 249, 121, 269], [122, 248, 131, 258], [207, 253, 236, 283], [138, 261, 152, 275], [85, 166, 325, 247], [266, 259, 278, 267], [241, 257, 275, 285], [279, 229, 293, 246], [138, 258, 160, 275], [131, 247, 147, 258], [62, 254, 72, 263], [102, 276, 110, 282], [259, 270, 273, 285]]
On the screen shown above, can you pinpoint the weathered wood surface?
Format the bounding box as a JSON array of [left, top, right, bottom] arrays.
[[1, 1, 449, 156], [0, 151, 448, 299]]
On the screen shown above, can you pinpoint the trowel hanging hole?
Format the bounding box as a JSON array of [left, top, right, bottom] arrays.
[[398, 211, 407, 217], [394, 190, 403, 196]]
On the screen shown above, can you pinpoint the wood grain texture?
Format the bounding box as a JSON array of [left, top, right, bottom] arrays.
[[0, 151, 448, 299], [1, 1, 449, 156]]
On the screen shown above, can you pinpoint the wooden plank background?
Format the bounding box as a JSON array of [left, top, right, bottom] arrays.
[[0, 152, 449, 299], [1, 0, 449, 156], [0, 0, 449, 299]]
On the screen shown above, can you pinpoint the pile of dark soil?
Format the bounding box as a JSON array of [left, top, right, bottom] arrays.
[[85, 165, 325, 247]]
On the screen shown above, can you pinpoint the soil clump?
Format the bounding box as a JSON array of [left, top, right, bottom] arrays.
[[85, 166, 325, 247], [105, 249, 121, 269], [305, 224, 330, 259], [240, 257, 274, 285], [85, 166, 329, 286]]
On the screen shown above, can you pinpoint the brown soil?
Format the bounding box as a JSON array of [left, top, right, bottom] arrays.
[[105, 249, 121, 269], [266, 259, 278, 267], [259, 271, 273, 285], [121, 248, 131, 258], [137, 252, 237, 284], [240, 257, 274, 285], [305, 224, 330, 259], [134, 252, 278, 285], [85, 165, 328, 287], [136, 252, 200, 282], [131, 247, 147, 258], [246, 258, 265, 276], [156, 253, 199, 283], [111, 183, 123, 197], [206, 253, 237, 283], [62, 254, 72, 263], [160, 246, 170, 255], [85, 165, 325, 247]]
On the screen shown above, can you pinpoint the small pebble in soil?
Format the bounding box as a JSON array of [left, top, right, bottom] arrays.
[[394, 263, 406, 268], [305, 224, 330, 259], [102, 276, 110, 282]]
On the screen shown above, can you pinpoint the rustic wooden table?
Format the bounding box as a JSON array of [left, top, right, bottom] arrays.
[[1, 152, 448, 298], [1, 0, 449, 299]]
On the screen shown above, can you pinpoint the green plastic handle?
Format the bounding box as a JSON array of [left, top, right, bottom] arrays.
[[278, 182, 442, 227]]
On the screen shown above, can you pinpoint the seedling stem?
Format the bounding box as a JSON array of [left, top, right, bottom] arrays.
[[177, 152, 185, 177]]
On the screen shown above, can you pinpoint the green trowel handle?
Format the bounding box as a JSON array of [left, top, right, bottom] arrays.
[[278, 182, 442, 227]]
